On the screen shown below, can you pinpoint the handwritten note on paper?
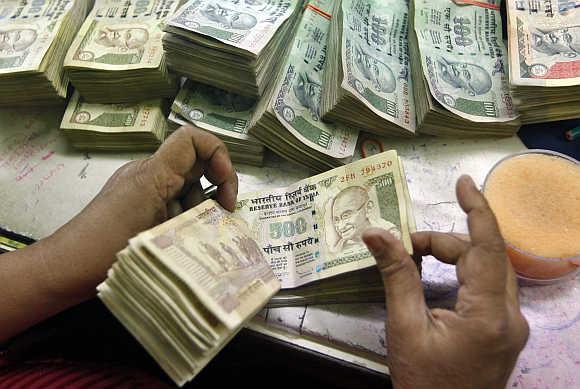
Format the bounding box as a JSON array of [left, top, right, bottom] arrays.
[[0, 108, 146, 240]]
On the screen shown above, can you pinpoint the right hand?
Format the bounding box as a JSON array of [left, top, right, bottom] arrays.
[[362, 175, 529, 389]]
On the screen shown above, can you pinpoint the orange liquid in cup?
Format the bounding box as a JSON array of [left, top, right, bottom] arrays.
[[484, 151, 580, 282]]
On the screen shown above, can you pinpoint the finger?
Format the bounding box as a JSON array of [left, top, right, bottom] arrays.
[[181, 181, 204, 210], [412, 231, 470, 265], [362, 228, 428, 330], [455, 175, 510, 296], [153, 126, 238, 211], [456, 175, 505, 251]]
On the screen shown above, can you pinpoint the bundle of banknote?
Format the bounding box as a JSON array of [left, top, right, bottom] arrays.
[[63, 0, 181, 103], [409, 0, 521, 136], [236, 150, 417, 301], [249, 0, 360, 173], [169, 79, 265, 166], [507, 0, 580, 124], [60, 91, 168, 151], [0, 0, 90, 106], [162, 0, 303, 97], [321, 0, 416, 137], [98, 200, 281, 386]]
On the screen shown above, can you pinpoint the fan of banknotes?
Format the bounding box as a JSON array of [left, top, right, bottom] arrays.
[[98, 200, 281, 386], [60, 92, 168, 151], [409, 0, 521, 136], [507, 0, 580, 124], [0, 0, 90, 106], [169, 80, 265, 166], [162, 0, 303, 97], [99, 150, 415, 385], [321, 0, 416, 137], [63, 0, 181, 103], [248, 0, 360, 173]]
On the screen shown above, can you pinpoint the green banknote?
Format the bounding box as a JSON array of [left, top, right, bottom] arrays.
[[414, 0, 518, 122], [172, 80, 257, 142], [341, 0, 416, 131], [61, 91, 164, 134], [0, 0, 78, 74], [272, 0, 359, 159], [236, 150, 413, 288], [65, 0, 181, 70], [165, 0, 300, 55]]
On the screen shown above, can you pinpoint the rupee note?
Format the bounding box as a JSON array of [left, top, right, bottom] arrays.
[[65, 0, 181, 71], [341, 0, 416, 131], [172, 80, 257, 141], [236, 150, 412, 288], [507, 0, 580, 86], [273, 0, 359, 159], [414, 0, 518, 122], [165, 0, 300, 55], [0, 0, 77, 74]]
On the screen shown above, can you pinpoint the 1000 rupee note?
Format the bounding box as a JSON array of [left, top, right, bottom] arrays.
[[131, 199, 280, 330], [236, 150, 412, 289], [166, 0, 300, 55], [414, 0, 518, 122], [0, 0, 77, 74], [172, 80, 257, 142], [341, 0, 416, 131], [272, 0, 359, 159], [61, 91, 164, 133], [65, 0, 181, 71], [507, 0, 580, 87]]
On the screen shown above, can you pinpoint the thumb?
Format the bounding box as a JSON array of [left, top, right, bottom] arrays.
[[363, 228, 428, 330]]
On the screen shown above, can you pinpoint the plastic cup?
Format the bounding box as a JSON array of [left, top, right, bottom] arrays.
[[483, 149, 580, 284]]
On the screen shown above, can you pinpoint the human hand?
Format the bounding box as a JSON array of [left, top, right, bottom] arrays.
[[362, 175, 529, 389], [49, 127, 237, 299]]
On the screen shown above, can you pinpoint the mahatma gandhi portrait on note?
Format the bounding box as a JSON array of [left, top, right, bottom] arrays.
[[354, 44, 396, 94], [293, 71, 322, 121], [201, 2, 258, 30], [324, 186, 400, 254], [530, 26, 580, 59], [437, 57, 492, 96], [94, 24, 150, 51], [0, 28, 37, 55]]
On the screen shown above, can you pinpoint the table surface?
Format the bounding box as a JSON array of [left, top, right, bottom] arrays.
[[0, 107, 578, 388]]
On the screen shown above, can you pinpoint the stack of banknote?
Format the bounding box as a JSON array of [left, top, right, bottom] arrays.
[[0, 0, 90, 106], [98, 200, 281, 386], [249, 0, 360, 173], [236, 150, 416, 300], [162, 0, 303, 97], [507, 0, 580, 124], [321, 0, 416, 137], [409, 0, 521, 136], [60, 91, 168, 151], [63, 0, 181, 103], [169, 80, 265, 166]]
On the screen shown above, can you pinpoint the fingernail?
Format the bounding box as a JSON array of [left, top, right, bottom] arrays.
[[459, 174, 476, 189]]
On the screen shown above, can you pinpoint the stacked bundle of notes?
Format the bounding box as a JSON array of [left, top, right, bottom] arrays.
[[409, 0, 520, 136], [98, 200, 281, 386], [60, 92, 168, 151], [249, 0, 360, 173], [507, 0, 580, 124], [0, 0, 89, 106], [321, 0, 416, 137], [99, 151, 416, 384], [162, 0, 303, 97], [64, 0, 180, 103], [169, 80, 265, 166]]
